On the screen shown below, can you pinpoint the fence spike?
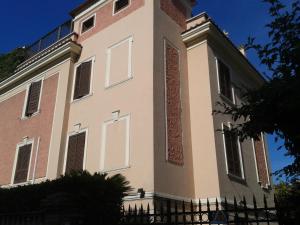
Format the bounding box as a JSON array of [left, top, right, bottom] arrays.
[[224, 197, 229, 223], [198, 199, 203, 223], [264, 195, 268, 208], [147, 203, 150, 215], [191, 200, 194, 224], [234, 196, 238, 209], [224, 197, 228, 211], [134, 204, 138, 223], [233, 196, 239, 224], [128, 205, 132, 215], [207, 198, 211, 222]]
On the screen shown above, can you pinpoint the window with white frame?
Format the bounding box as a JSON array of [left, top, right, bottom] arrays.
[[81, 15, 95, 34], [114, 0, 130, 14], [217, 59, 233, 101], [223, 124, 244, 178], [13, 143, 33, 184], [24, 80, 42, 117], [73, 59, 93, 100], [65, 131, 86, 174]]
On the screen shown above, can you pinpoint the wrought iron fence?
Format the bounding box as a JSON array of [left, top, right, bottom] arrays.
[[0, 211, 44, 225], [0, 195, 293, 225], [25, 20, 73, 59], [121, 196, 289, 225]]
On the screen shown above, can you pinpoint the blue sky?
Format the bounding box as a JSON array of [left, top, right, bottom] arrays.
[[0, 0, 293, 182]]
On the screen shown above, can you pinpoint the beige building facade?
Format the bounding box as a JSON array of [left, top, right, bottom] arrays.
[[0, 0, 273, 205]]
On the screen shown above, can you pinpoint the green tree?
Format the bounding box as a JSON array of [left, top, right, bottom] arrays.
[[215, 0, 300, 181], [0, 48, 27, 82], [275, 181, 300, 224]]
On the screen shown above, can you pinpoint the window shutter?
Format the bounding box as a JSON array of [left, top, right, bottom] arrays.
[[26, 81, 42, 116], [14, 144, 32, 184], [224, 126, 242, 177], [65, 135, 78, 174], [78, 61, 91, 98], [65, 132, 86, 174], [73, 61, 91, 100], [74, 65, 82, 100], [218, 61, 232, 100], [75, 132, 85, 170]]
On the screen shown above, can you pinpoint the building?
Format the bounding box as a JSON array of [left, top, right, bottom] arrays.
[[0, 0, 273, 205]]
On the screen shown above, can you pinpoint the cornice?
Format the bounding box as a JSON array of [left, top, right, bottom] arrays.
[[0, 35, 82, 92], [182, 20, 265, 84]]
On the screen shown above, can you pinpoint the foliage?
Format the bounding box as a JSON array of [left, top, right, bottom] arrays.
[[214, 0, 300, 181], [0, 48, 27, 82], [0, 171, 132, 225], [275, 180, 300, 224]]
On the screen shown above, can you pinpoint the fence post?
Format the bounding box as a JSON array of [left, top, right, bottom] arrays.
[[274, 195, 284, 225], [253, 195, 259, 225], [243, 196, 249, 223], [167, 200, 171, 225], [233, 197, 239, 224], [207, 199, 211, 225], [264, 195, 270, 225]]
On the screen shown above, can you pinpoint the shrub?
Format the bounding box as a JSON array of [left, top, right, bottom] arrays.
[[0, 171, 131, 225]]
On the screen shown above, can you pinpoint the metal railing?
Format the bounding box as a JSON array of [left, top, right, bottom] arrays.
[[25, 20, 73, 59], [0, 195, 293, 225], [121, 196, 289, 225]]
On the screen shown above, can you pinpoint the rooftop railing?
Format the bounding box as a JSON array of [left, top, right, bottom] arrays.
[[25, 20, 73, 59]]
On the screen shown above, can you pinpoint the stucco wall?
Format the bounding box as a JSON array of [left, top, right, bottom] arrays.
[[0, 74, 58, 185], [153, 0, 196, 200], [206, 41, 274, 205], [64, 0, 155, 193]]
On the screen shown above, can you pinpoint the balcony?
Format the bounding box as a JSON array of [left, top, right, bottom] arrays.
[[25, 20, 73, 59], [14, 20, 81, 74], [0, 21, 82, 91]]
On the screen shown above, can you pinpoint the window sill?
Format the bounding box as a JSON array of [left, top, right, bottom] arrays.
[[259, 182, 272, 191], [228, 173, 246, 184], [6, 180, 33, 188], [105, 76, 133, 90], [219, 93, 235, 107], [101, 166, 131, 173], [20, 111, 40, 120], [71, 93, 93, 104]]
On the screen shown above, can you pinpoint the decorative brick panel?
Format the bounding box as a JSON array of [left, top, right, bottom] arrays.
[[165, 42, 183, 165], [78, 0, 145, 43], [160, 0, 187, 29], [254, 136, 269, 187]]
